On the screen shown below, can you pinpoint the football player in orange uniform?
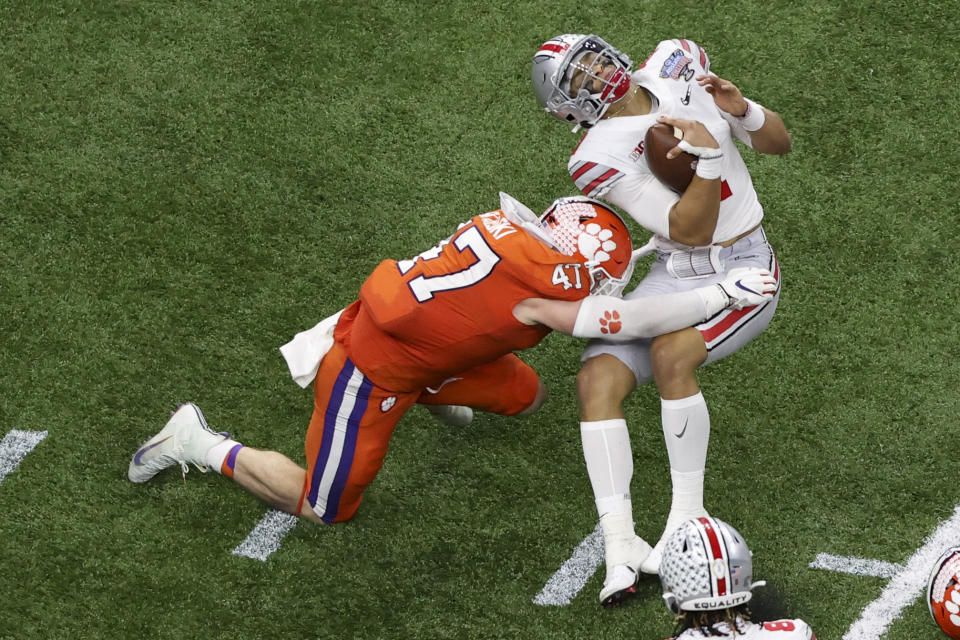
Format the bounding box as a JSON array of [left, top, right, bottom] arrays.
[[128, 193, 775, 524]]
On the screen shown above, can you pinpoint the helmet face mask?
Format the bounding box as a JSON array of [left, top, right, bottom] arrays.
[[538, 196, 634, 296], [532, 34, 633, 129], [659, 517, 766, 613]]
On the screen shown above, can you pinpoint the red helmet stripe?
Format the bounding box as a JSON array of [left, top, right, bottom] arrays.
[[538, 42, 567, 54], [680, 39, 692, 52], [698, 517, 728, 596]]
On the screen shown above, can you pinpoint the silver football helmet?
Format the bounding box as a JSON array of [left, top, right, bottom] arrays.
[[531, 34, 633, 129], [659, 517, 766, 614]]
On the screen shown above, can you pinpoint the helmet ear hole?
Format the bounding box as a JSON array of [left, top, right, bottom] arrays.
[[662, 592, 681, 616]]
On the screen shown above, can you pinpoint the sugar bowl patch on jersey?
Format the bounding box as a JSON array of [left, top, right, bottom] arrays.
[[653, 39, 710, 80], [660, 48, 696, 81]]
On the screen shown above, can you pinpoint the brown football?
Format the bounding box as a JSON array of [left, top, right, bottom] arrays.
[[644, 123, 697, 193]]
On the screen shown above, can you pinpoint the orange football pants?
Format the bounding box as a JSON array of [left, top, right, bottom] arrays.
[[298, 339, 540, 523]]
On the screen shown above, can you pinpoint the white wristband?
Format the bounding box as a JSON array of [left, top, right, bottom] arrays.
[[739, 98, 766, 132], [677, 139, 723, 159], [695, 155, 722, 180], [695, 283, 731, 316]]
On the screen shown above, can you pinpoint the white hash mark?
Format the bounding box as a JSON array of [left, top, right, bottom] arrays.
[[0, 430, 48, 485], [809, 553, 903, 578], [533, 523, 604, 606], [232, 510, 298, 561]]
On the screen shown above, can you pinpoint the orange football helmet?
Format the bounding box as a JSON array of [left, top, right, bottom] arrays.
[[539, 196, 634, 296], [929, 547, 960, 639]]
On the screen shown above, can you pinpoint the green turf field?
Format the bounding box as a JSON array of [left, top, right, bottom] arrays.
[[2, 1, 959, 638]]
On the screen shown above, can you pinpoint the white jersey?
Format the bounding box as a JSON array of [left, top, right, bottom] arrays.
[[568, 38, 763, 251], [671, 618, 816, 640]]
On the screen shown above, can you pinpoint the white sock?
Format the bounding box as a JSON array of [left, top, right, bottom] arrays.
[[205, 438, 242, 474], [582, 418, 643, 570], [660, 393, 709, 515], [580, 419, 633, 518], [599, 510, 640, 570]]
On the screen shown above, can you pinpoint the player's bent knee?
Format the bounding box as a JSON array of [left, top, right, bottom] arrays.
[[650, 331, 707, 380], [576, 355, 636, 413], [298, 506, 327, 525], [515, 380, 548, 416]]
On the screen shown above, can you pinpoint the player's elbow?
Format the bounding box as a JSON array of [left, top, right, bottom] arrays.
[[767, 131, 792, 155], [754, 127, 792, 155]]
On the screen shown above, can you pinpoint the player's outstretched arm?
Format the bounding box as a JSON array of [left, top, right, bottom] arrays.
[[513, 268, 777, 340], [697, 73, 791, 155]]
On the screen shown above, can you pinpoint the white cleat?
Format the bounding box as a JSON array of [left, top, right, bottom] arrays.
[[426, 404, 473, 428], [639, 545, 664, 575], [640, 509, 709, 575], [599, 535, 652, 607], [128, 403, 228, 483], [599, 565, 639, 607]]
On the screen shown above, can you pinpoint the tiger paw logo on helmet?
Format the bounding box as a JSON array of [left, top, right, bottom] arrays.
[[929, 547, 960, 639], [577, 221, 620, 266]]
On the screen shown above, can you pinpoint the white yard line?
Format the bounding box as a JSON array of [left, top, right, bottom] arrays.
[[0, 430, 48, 485], [232, 510, 298, 561], [841, 505, 960, 640], [533, 523, 604, 606]]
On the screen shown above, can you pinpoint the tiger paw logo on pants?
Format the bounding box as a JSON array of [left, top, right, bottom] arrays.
[[598, 310, 622, 334]]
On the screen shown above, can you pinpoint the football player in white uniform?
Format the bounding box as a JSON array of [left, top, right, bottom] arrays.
[[531, 34, 793, 606], [660, 517, 816, 639]]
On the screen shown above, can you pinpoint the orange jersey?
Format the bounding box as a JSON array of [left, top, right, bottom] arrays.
[[335, 210, 590, 392]]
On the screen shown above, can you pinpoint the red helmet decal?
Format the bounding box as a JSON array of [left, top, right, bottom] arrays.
[[698, 517, 728, 597], [538, 42, 569, 55]]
